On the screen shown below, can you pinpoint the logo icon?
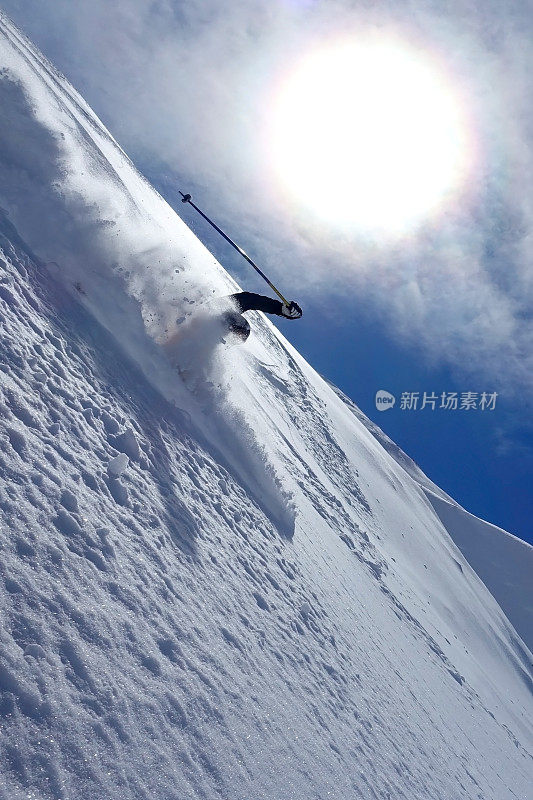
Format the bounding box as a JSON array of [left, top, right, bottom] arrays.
[[375, 390, 396, 411]]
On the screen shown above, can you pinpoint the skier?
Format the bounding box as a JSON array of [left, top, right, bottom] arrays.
[[222, 291, 303, 341], [179, 192, 303, 342]]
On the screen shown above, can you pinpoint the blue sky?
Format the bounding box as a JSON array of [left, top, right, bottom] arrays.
[[3, 0, 531, 544]]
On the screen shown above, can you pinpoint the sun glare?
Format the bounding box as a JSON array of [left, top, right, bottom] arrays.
[[270, 38, 471, 234]]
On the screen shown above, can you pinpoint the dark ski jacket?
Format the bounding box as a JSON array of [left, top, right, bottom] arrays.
[[230, 292, 302, 319]]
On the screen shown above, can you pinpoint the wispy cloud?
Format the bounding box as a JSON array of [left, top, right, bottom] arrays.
[[3, 0, 532, 396]]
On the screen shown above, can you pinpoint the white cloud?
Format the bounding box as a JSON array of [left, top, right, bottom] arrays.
[[2, 0, 532, 395]]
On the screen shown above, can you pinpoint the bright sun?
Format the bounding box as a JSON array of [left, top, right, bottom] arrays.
[[270, 38, 471, 234]]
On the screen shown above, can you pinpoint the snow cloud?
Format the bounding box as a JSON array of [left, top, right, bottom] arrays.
[[3, 0, 532, 395]]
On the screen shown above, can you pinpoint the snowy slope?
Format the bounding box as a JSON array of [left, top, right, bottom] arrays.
[[0, 13, 532, 800], [426, 493, 533, 654], [329, 382, 533, 654]]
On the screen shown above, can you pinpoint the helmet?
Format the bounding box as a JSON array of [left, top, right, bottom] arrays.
[[221, 310, 251, 341]]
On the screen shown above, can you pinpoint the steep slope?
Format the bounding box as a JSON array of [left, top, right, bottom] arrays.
[[329, 382, 533, 653], [426, 493, 533, 654], [0, 13, 532, 800]]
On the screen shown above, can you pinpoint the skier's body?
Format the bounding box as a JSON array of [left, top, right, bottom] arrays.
[[179, 193, 302, 342], [222, 292, 302, 341]]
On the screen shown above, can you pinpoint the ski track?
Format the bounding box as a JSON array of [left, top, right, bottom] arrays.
[[0, 12, 532, 800]]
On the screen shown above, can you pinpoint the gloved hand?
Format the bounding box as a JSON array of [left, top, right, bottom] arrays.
[[281, 300, 303, 319]]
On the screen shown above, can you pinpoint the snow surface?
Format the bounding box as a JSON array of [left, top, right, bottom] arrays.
[[329, 382, 533, 655], [0, 13, 532, 800]]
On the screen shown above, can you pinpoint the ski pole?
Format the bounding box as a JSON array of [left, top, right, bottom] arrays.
[[179, 191, 290, 306]]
